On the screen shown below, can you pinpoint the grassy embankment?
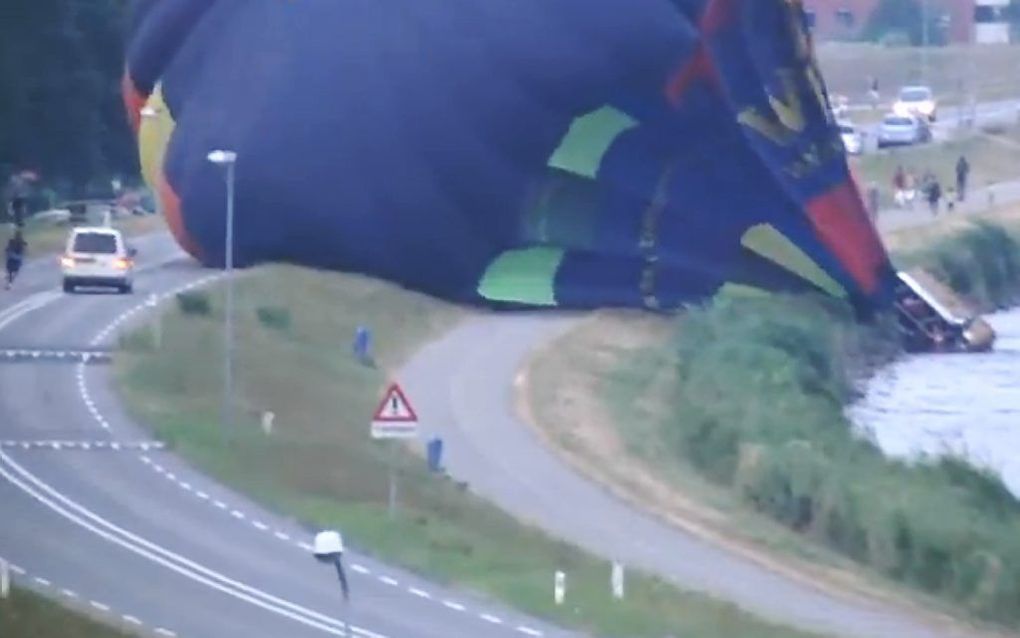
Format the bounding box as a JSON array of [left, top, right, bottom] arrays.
[[0, 587, 135, 637], [849, 124, 1020, 208], [114, 266, 818, 638], [816, 42, 1020, 107], [526, 212, 1020, 631], [3, 213, 165, 258]]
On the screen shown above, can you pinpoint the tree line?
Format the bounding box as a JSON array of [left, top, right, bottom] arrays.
[[1, 0, 136, 205]]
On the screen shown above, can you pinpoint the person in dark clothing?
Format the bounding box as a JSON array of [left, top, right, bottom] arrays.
[[955, 155, 971, 202], [4, 231, 26, 289], [925, 177, 943, 216]]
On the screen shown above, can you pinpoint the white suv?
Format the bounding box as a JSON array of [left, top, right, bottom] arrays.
[[61, 227, 136, 294]]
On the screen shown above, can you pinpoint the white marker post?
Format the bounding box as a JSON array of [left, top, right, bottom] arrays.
[[261, 411, 275, 436], [611, 561, 625, 600], [370, 383, 419, 520], [0, 559, 9, 599], [554, 570, 566, 606]]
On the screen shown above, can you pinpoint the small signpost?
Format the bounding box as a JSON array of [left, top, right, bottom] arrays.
[[611, 561, 625, 600], [554, 570, 566, 606], [371, 383, 419, 518], [0, 558, 9, 599]]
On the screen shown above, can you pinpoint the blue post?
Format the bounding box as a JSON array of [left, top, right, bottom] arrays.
[[353, 326, 372, 365], [426, 437, 444, 473]]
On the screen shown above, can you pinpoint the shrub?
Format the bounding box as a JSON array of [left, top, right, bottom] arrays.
[[654, 288, 1020, 624], [118, 330, 155, 353], [176, 291, 211, 316], [255, 306, 291, 332], [911, 221, 1020, 309]]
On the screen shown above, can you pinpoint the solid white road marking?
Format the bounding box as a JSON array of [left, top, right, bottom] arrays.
[[0, 452, 387, 638]]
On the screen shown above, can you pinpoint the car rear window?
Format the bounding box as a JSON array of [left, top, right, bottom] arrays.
[[901, 88, 931, 102], [839, 124, 855, 134], [73, 232, 118, 254], [885, 117, 913, 126]]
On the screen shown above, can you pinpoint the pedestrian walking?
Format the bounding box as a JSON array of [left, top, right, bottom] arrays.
[[892, 165, 907, 208], [4, 231, 27, 290], [955, 155, 971, 202], [867, 76, 880, 110], [925, 175, 943, 216]]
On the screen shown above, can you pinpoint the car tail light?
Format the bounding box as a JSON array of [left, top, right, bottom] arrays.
[[60, 255, 74, 268], [114, 258, 132, 270]]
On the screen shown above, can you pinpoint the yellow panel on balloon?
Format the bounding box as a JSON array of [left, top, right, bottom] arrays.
[[741, 224, 847, 299]]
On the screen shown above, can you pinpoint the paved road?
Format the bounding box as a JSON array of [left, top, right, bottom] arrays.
[[855, 96, 1019, 144], [0, 235, 571, 638], [401, 315, 1007, 638], [876, 177, 1020, 233]]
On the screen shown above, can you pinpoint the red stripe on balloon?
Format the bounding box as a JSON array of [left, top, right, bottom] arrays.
[[806, 180, 888, 296], [122, 70, 147, 135]]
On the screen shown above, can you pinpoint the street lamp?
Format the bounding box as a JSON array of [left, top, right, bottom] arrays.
[[207, 149, 238, 437]]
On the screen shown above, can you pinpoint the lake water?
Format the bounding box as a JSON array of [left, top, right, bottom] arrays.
[[850, 309, 1020, 494]]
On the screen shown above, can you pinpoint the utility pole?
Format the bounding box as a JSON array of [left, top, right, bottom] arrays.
[[921, 0, 930, 85], [207, 150, 238, 440]]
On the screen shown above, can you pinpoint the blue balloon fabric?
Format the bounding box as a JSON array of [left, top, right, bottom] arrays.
[[124, 0, 895, 312]]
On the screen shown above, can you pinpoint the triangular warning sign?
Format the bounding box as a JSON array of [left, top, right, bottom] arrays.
[[373, 383, 418, 423]]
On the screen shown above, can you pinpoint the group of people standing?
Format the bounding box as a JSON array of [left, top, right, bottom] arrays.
[[892, 155, 971, 216]]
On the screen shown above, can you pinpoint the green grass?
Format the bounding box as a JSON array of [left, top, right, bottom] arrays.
[[114, 265, 819, 638], [3, 213, 165, 259], [898, 220, 1020, 309], [0, 587, 134, 637], [850, 126, 1020, 207], [816, 42, 1020, 106], [531, 222, 1020, 628]]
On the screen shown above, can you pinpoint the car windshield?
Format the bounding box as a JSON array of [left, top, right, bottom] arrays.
[[73, 232, 118, 254], [884, 117, 914, 126], [839, 124, 855, 134], [900, 88, 931, 102]]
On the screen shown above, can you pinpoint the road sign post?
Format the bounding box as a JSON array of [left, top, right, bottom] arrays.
[[370, 383, 419, 519]]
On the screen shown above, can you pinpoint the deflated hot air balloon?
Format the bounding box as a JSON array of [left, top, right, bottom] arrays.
[[124, 0, 896, 311]]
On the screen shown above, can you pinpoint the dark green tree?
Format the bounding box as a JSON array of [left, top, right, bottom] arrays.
[[863, 0, 945, 46], [0, 0, 136, 200]]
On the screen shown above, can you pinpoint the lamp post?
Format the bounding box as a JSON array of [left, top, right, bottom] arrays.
[[207, 149, 238, 437]]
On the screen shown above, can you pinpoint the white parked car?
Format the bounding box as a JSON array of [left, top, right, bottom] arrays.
[[837, 120, 863, 155], [60, 227, 136, 294], [878, 114, 932, 148], [892, 85, 938, 122]]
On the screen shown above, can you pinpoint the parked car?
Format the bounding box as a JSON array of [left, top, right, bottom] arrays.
[[892, 85, 938, 122], [60, 226, 136, 294], [877, 114, 932, 148], [837, 120, 863, 155]]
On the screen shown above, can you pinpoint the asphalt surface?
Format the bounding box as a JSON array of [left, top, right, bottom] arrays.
[[402, 315, 1003, 638], [0, 233, 572, 638]]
